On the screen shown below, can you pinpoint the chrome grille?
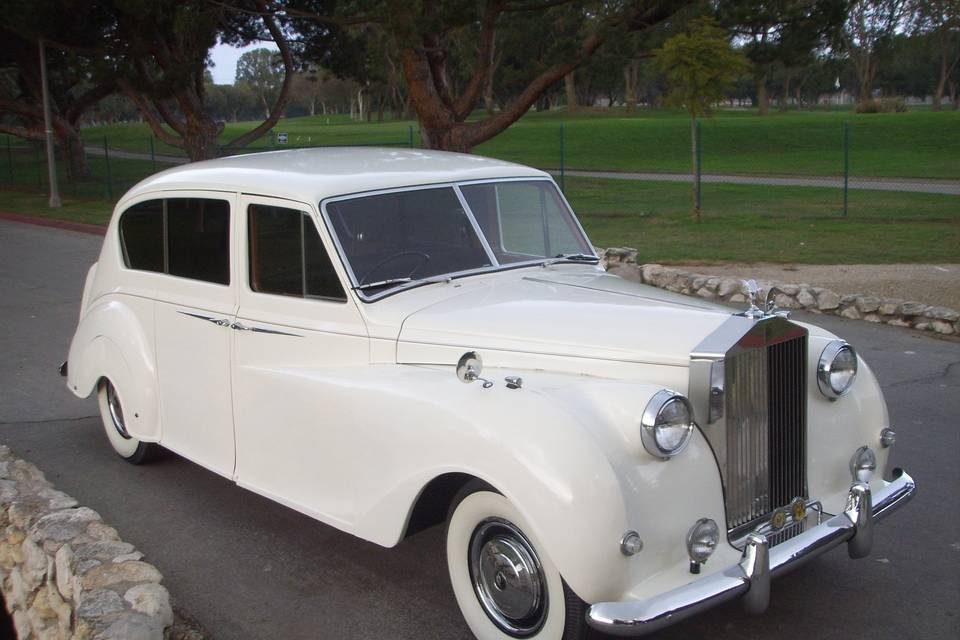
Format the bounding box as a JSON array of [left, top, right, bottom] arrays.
[[725, 334, 807, 536]]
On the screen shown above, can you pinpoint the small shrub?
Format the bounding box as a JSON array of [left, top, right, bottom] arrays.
[[855, 97, 907, 113]]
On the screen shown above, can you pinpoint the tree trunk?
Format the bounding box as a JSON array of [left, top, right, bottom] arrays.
[[564, 72, 578, 111], [690, 115, 699, 222], [949, 78, 958, 110], [756, 76, 769, 116], [181, 116, 221, 161], [624, 60, 639, 114], [779, 74, 792, 112], [62, 132, 90, 178]]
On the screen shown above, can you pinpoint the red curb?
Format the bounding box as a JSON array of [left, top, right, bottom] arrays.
[[0, 210, 106, 236]]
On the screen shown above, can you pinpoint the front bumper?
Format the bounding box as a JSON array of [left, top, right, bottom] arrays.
[[586, 469, 916, 636]]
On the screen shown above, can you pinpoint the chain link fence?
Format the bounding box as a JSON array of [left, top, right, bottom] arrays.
[[2, 119, 956, 225]]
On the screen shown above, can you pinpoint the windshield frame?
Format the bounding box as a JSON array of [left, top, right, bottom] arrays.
[[318, 176, 596, 302]]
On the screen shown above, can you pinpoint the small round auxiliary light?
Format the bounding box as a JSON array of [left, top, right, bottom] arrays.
[[790, 497, 807, 523], [686, 518, 719, 566], [849, 445, 877, 483], [620, 531, 643, 556]]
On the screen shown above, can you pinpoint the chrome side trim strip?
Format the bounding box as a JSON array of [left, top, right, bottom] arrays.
[[230, 321, 302, 337], [177, 311, 231, 327], [586, 470, 916, 637]]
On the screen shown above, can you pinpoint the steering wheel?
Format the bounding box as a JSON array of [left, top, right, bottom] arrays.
[[359, 251, 431, 285]]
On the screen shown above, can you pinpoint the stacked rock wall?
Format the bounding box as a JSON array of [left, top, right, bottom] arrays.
[[0, 445, 172, 639], [601, 248, 959, 336]]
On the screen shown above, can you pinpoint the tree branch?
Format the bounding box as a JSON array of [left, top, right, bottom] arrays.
[[453, 0, 503, 120], [119, 85, 184, 148], [225, 0, 297, 149], [0, 122, 44, 141]]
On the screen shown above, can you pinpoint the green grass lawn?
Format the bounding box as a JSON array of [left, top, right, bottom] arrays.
[[73, 107, 960, 179], [3, 167, 956, 264], [563, 177, 959, 263]]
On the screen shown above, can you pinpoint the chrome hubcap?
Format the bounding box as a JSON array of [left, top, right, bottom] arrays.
[[105, 382, 131, 440], [469, 518, 547, 637]]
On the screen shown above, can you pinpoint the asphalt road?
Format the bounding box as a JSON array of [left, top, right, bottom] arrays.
[[1, 218, 957, 639]]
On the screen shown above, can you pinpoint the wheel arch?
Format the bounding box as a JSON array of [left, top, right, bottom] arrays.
[[66, 298, 160, 442]]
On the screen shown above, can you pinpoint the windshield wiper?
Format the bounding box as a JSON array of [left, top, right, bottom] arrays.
[[354, 274, 453, 294], [541, 253, 600, 266], [353, 277, 413, 291]]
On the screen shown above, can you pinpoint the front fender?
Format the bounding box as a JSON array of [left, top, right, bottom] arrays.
[[66, 296, 160, 441], [354, 368, 725, 605]]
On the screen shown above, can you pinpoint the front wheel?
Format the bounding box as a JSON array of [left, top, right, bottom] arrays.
[[97, 379, 159, 465], [446, 482, 588, 640]]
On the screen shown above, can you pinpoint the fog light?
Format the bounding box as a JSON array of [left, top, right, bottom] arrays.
[[620, 531, 643, 556], [686, 518, 719, 565], [849, 445, 877, 483], [880, 428, 896, 448]]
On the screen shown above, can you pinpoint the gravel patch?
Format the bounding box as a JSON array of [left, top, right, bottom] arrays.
[[673, 263, 960, 311]]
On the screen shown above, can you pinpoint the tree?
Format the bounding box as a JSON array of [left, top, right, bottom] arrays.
[[656, 16, 748, 219], [0, 10, 115, 176], [7, 0, 299, 161], [842, 0, 909, 102], [286, 0, 694, 151], [910, 0, 960, 110], [236, 47, 285, 118], [720, 1, 847, 115]]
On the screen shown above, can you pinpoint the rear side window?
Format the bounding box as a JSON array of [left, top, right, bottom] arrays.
[[166, 199, 230, 285], [248, 204, 345, 301], [118, 197, 231, 285], [119, 200, 164, 272]]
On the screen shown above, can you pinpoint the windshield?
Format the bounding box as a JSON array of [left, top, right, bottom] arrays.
[[324, 180, 593, 297]]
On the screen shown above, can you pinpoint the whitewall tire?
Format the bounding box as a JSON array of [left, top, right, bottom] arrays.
[[446, 483, 587, 640], [97, 380, 158, 464]]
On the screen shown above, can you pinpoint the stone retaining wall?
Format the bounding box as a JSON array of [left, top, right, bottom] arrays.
[[0, 445, 172, 639], [601, 248, 959, 336]]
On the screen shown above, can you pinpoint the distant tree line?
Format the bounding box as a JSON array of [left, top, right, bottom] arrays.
[[0, 0, 956, 166]]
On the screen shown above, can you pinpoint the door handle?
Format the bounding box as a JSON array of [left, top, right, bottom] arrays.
[[230, 321, 251, 331]]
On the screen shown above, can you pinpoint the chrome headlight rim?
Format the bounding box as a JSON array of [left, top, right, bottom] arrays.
[[641, 389, 696, 460], [817, 340, 858, 399]]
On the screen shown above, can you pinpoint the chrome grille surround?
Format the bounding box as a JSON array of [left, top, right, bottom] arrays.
[[689, 315, 808, 548]]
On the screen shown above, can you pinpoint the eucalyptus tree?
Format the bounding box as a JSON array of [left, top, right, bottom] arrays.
[[284, 0, 695, 151], [909, 0, 959, 110], [842, 0, 910, 102]]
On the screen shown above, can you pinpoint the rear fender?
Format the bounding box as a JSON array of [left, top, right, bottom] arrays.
[[66, 297, 159, 441]]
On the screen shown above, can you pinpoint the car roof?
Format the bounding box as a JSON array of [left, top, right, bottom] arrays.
[[123, 147, 550, 205]]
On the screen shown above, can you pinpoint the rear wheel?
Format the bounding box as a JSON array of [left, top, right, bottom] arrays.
[[446, 481, 588, 640], [97, 379, 158, 464]]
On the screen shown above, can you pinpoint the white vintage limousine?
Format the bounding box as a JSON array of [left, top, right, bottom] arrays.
[[64, 148, 914, 639]]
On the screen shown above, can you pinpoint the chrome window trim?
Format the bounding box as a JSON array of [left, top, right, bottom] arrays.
[[318, 176, 595, 303], [451, 184, 500, 268]]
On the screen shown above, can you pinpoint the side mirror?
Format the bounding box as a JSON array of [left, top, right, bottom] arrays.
[[456, 351, 492, 388]]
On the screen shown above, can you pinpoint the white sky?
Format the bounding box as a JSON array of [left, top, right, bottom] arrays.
[[208, 41, 279, 85]]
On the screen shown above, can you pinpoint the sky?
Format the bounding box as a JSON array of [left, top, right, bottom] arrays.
[[208, 41, 279, 85]]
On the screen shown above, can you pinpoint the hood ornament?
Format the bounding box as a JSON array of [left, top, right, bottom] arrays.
[[740, 280, 790, 320]]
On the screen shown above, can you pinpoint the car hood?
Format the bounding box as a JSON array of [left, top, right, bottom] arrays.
[[395, 268, 734, 368]]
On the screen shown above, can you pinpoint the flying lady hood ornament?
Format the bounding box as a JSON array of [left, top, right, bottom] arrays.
[[740, 279, 790, 319]]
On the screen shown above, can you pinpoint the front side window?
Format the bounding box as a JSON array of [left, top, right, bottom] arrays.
[[248, 204, 345, 301], [326, 187, 492, 291], [118, 197, 230, 285]]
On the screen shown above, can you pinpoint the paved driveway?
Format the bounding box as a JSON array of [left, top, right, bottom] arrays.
[[0, 218, 957, 639]]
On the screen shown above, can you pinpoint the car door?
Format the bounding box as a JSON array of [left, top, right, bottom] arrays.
[[231, 195, 369, 523], [153, 193, 238, 478]]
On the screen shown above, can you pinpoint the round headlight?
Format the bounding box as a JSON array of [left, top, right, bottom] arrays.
[[641, 390, 695, 459], [817, 340, 858, 399]]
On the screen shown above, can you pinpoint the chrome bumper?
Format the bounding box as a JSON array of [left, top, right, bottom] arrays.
[[586, 469, 916, 636]]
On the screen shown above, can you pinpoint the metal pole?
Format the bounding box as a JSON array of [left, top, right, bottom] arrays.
[[559, 122, 566, 194], [103, 136, 113, 200], [149, 136, 156, 173], [695, 119, 702, 212], [408, 125, 414, 147], [38, 39, 61, 207], [843, 122, 849, 217], [6, 136, 12, 185]]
